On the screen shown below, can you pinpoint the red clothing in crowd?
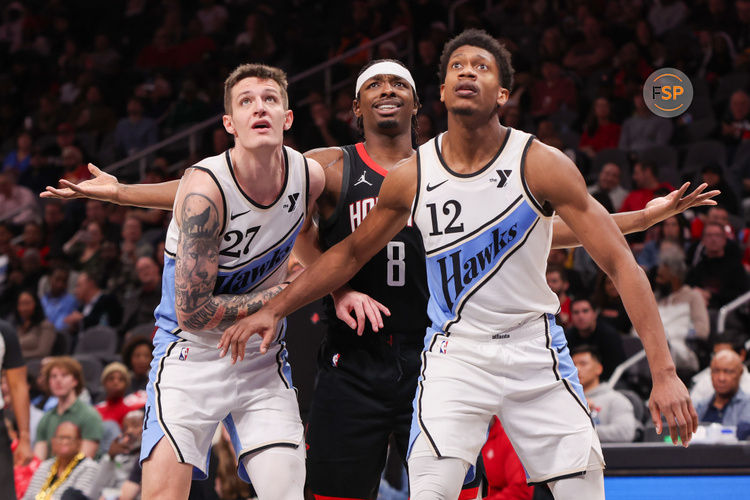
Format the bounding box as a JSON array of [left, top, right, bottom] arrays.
[[95, 396, 143, 427], [579, 122, 622, 153], [619, 182, 674, 213], [481, 417, 533, 500]]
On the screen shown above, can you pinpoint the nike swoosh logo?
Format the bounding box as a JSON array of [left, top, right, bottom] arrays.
[[230, 209, 251, 220], [426, 180, 448, 192], [556, 345, 565, 354]]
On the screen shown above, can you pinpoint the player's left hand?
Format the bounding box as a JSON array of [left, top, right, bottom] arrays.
[[332, 287, 391, 336], [219, 307, 279, 363], [648, 370, 699, 447], [644, 182, 719, 223]]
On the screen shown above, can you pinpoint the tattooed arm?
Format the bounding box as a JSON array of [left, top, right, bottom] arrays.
[[173, 169, 288, 332]]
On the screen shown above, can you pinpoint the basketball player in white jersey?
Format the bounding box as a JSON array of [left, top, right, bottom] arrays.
[[139, 64, 327, 500], [220, 31, 699, 499]]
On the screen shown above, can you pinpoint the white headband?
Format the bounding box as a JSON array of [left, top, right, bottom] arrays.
[[355, 62, 417, 97]]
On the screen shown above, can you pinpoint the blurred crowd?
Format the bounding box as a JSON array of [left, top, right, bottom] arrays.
[[3, 0, 750, 499]]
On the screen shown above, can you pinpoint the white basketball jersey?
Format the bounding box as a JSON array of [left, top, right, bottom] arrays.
[[412, 129, 559, 338], [155, 147, 308, 346]]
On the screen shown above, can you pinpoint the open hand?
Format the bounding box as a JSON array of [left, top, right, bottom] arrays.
[[332, 288, 391, 336], [40, 163, 120, 202], [218, 307, 279, 363], [648, 370, 699, 446], [644, 182, 719, 223]]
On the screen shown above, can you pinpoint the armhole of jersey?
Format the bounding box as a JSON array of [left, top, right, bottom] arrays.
[[519, 136, 554, 218], [411, 148, 422, 222], [302, 155, 310, 219], [190, 166, 228, 234], [319, 147, 350, 230]]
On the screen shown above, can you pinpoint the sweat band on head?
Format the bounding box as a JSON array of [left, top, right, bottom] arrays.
[[355, 61, 417, 97]]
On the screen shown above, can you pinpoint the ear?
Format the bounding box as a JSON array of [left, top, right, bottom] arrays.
[[439, 83, 445, 103], [352, 98, 362, 119], [283, 109, 294, 131], [222, 114, 236, 136], [594, 362, 603, 378], [497, 87, 509, 108]]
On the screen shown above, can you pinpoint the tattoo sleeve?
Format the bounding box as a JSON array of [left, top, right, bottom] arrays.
[[174, 192, 287, 331]]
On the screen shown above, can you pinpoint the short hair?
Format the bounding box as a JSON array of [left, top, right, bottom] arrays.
[[54, 421, 82, 439], [438, 29, 514, 90], [703, 220, 726, 234], [42, 356, 86, 396], [713, 332, 747, 355], [571, 344, 602, 364], [571, 297, 594, 310], [223, 63, 289, 114], [657, 243, 687, 281], [545, 264, 568, 282], [635, 160, 659, 177]]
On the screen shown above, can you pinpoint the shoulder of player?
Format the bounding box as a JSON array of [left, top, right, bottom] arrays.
[[175, 167, 226, 230], [304, 147, 343, 172], [524, 139, 585, 203], [377, 155, 417, 208]]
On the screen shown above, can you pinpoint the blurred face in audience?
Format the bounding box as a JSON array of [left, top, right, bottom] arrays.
[[711, 351, 743, 399], [103, 371, 128, 399], [48, 366, 78, 399], [707, 207, 730, 228], [545, 270, 567, 296], [572, 351, 602, 389], [131, 344, 153, 377], [51, 422, 82, 460], [122, 413, 144, 446], [571, 300, 597, 331], [122, 217, 142, 243], [730, 90, 750, 121], [598, 163, 621, 191], [16, 291, 35, 322], [44, 203, 64, 227], [49, 268, 69, 297], [702, 224, 727, 256], [136, 257, 160, 289], [84, 222, 103, 246], [661, 217, 681, 241]]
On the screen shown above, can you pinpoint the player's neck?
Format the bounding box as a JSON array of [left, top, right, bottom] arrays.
[[362, 132, 414, 169], [442, 117, 506, 174], [230, 145, 286, 205]]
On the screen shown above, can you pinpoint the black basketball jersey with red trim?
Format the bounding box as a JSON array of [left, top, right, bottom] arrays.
[[318, 143, 428, 353]]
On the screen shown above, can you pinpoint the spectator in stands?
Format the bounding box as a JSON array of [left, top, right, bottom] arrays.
[[619, 161, 673, 213], [588, 162, 628, 212], [17, 222, 50, 265], [648, 0, 690, 37], [302, 100, 355, 150], [637, 215, 689, 271], [63, 221, 104, 276], [692, 335, 750, 402], [234, 12, 276, 62], [0, 171, 39, 228], [566, 298, 626, 380], [95, 363, 142, 427], [0, 319, 32, 500], [695, 350, 750, 440], [73, 84, 116, 136], [119, 216, 153, 270], [121, 256, 161, 335], [114, 97, 158, 159], [162, 79, 212, 136], [87, 34, 121, 78], [121, 336, 153, 395], [0, 249, 45, 319], [579, 97, 621, 158], [572, 345, 639, 443], [196, 0, 228, 37], [686, 221, 749, 308], [43, 123, 82, 171], [563, 16, 614, 78], [135, 28, 175, 70], [63, 271, 123, 336], [591, 272, 632, 334], [12, 291, 55, 361], [654, 243, 710, 374], [18, 148, 60, 195], [40, 266, 77, 333], [24, 421, 100, 500], [480, 416, 533, 499], [59, 145, 90, 186], [619, 93, 673, 153], [94, 409, 143, 500], [33, 357, 102, 460], [546, 265, 572, 328], [530, 58, 577, 119], [41, 201, 75, 257], [2, 131, 32, 176], [699, 164, 740, 215], [720, 89, 750, 147], [735, 0, 750, 57]]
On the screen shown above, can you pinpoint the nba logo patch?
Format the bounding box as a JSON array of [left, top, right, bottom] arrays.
[[439, 339, 449, 354], [179, 347, 190, 361], [332, 353, 340, 367]]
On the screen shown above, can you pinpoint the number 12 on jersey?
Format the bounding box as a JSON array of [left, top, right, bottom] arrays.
[[386, 241, 405, 287]]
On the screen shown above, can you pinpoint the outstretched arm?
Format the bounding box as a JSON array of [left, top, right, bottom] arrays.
[[40, 163, 179, 210], [550, 183, 719, 249], [526, 140, 698, 446], [218, 156, 417, 361]]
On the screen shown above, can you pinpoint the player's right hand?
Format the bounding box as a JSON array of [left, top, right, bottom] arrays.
[[40, 163, 120, 202], [219, 307, 279, 363], [332, 288, 391, 336]]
